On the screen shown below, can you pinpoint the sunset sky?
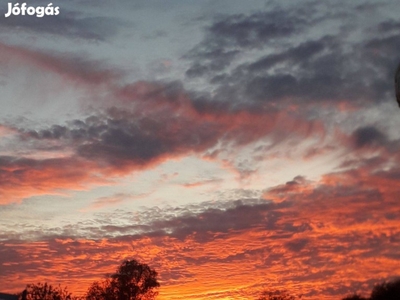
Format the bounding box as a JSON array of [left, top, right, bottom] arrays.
[[1, 0, 400, 299]]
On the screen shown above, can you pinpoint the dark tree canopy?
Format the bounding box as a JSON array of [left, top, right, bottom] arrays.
[[85, 259, 159, 300], [20, 283, 76, 300], [395, 63, 400, 107], [370, 279, 400, 300], [342, 278, 400, 300]]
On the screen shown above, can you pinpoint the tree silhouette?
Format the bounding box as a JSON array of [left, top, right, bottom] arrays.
[[370, 279, 400, 300], [342, 278, 400, 300], [20, 282, 77, 300], [85, 259, 159, 300]]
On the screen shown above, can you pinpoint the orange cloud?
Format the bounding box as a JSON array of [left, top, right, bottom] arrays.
[[0, 156, 108, 204], [1, 164, 400, 299]]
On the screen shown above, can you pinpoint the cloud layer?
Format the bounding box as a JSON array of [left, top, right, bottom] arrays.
[[1, 1, 400, 299]]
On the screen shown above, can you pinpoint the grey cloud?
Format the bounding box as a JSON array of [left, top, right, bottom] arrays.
[[246, 39, 326, 73], [150, 200, 285, 240], [0, 198, 292, 241], [74, 109, 222, 168], [0, 11, 123, 41], [88, 199, 289, 242], [20, 80, 278, 169], [352, 126, 387, 148], [184, 6, 311, 79], [202, 8, 309, 49], [377, 20, 400, 33], [183, 3, 400, 109], [208, 35, 380, 106], [185, 50, 239, 78], [350, 126, 400, 154]]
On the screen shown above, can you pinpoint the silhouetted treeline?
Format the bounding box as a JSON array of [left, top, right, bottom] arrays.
[[14, 264, 400, 300], [258, 279, 400, 300], [85, 260, 159, 300], [342, 278, 400, 300], [18, 259, 159, 300]]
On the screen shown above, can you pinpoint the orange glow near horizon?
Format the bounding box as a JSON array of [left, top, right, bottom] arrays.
[[1, 169, 399, 299]]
